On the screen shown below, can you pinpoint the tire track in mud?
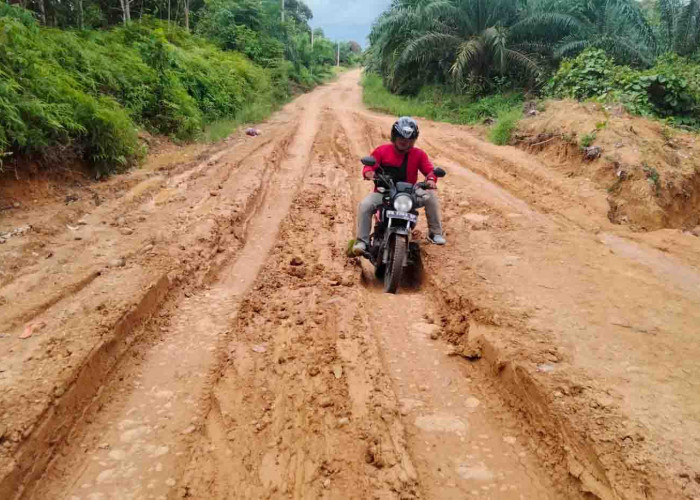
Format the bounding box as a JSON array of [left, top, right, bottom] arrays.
[[13, 70, 698, 500], [350, 85, 700, 498], [2, 125, 299, 500], [179, 112, 420, 499], [331, 94, 573, 499], [22, 91, 328, 500]]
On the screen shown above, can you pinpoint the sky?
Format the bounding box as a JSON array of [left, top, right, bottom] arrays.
[[305, 0, 392, 47]]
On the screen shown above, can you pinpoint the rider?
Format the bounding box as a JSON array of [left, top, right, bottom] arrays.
[[353, 116, 446, 256]]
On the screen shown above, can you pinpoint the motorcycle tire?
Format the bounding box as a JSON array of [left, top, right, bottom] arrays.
[[384, 234, 407, 294]]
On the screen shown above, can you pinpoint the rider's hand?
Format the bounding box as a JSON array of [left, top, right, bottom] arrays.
[[426, 179, 437, 190], [364, 170, 375, 181]]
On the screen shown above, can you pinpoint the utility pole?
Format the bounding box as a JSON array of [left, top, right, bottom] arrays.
[[337, 42, 340, 67], [281, 0, 285, 22], [311, 30, 314, 48]]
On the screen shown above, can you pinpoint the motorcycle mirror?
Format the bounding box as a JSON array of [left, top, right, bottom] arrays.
[[361, 156, 377, 167], [433, 167, 447, 178]]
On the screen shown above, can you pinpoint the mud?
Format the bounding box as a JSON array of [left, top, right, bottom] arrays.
[[2, 71, 700, 500]]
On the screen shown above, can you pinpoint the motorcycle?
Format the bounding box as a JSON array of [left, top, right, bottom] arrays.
[[359, 155, 446, 294]]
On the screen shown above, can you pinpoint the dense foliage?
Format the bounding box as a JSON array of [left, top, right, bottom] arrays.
[[0, 1, 362, 173], [549, 49, 700, 127], [365, 0, 700, 134]]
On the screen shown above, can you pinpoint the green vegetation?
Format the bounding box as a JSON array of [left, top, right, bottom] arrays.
[[644, 163, 662, 194], [0, 1, 362, 174], [580, 132, 597, 148], [362, 73, 523, 144], [489, 108, 522, 145], [363, 0, 700, 141], [549, 49, 700, 127], [362, 73, 523, 126]]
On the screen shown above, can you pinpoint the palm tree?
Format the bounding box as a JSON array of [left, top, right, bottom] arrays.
[[657, 0, 700, 56], [531, 0, 658, 66], [367, 0, 661, 95], [369, 0, 542, 94]]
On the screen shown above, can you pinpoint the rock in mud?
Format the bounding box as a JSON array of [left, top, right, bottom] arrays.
[[120, 227, 134, 236], [109, 257, 126, 268], [459, 336, 484, 361], [289, 256, 304, 266], [583, 146, 602, 161], [690, 226, 700, 237]]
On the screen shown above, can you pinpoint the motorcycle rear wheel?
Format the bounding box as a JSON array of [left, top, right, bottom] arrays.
[[384, 234, 407, 294]]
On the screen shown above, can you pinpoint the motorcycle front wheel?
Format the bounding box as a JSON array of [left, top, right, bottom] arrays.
[[384, 234, 407, 294]]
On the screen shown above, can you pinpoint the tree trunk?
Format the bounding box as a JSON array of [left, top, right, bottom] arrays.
[[281, 0, 284, 22], [37, 0, 46, 25], [119, 0, 131, 24], [78, 0, 84, 29], [183, 0, 189, 31]]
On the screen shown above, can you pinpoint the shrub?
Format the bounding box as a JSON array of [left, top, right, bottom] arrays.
[[0, 10, 286, 173], [580, 132, 596, 148], [489, 108, 522, 146], [549, 48, 700, 128]]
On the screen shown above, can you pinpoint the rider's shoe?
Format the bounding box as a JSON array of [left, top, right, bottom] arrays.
[[352, 239, 367, 255], [428, 233, 447, 245]]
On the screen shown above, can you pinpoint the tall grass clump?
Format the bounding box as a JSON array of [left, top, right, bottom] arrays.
[[488, 108, 522, 145]]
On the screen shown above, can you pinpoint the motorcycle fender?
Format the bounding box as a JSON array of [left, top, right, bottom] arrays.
[[388, 226, 411, 236]]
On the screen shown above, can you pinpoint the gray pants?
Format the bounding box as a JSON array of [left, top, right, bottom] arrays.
[[356, 189, 443, 243]]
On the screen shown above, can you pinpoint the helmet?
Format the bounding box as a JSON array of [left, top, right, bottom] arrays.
[[391, 116, 419, 142]]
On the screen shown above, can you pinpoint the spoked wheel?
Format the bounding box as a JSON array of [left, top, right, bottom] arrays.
[[384, 234, 407, 294]]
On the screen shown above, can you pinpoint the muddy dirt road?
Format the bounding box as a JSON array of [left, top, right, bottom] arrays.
[[2, 70, 700, 499]]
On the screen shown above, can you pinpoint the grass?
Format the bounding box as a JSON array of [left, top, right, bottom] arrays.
[[488, 108, 522, 145], [361, 73, 523, 145], [580, 132, 597, 148]]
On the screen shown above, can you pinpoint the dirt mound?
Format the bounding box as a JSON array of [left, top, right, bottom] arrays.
[[516, 100, 700, 231]]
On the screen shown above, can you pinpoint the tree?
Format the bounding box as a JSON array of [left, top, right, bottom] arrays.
[[528, 0, 658, 66], [657, 0, 700, 56], [369, 0, 542, 94]]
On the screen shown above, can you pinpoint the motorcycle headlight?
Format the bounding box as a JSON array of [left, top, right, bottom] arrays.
[[393, 194, 413, 213]]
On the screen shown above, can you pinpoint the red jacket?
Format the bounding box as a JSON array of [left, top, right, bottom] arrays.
[[362, 144, 437, 186]]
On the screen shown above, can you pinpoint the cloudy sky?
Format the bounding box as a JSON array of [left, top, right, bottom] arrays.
[[305, 0, 391, 47]]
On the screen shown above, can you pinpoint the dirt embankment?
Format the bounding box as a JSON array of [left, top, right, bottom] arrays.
[[515, 100, 700, 232]]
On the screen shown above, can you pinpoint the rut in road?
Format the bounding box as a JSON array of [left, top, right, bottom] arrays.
[[175, 84, 572, 498], [25, 70, 697, 500], [28, 87, 328, 499]]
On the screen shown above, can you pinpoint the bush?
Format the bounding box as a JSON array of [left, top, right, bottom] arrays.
[[0, 15, 141, 172], [549, 49, 700, 128], [489, 108, 522, 145], [0, 10, 287, 173]]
